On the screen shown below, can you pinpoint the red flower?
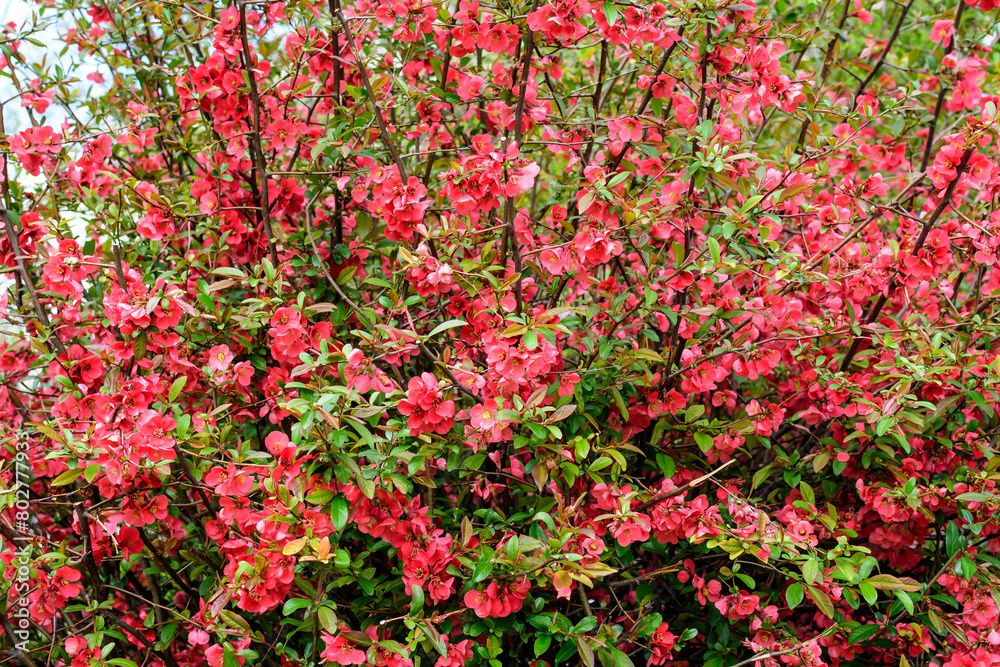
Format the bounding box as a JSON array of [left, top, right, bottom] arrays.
[[398, 372, 456, 435], [320, 633, 367, 665]]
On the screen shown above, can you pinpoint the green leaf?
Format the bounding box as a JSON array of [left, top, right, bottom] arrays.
[[742, 193, 765, 211], [282, 598, 312, 615], [523, 329, 538, 350], [859, 581, 878, 605], [505, 536, 521, 561], [633, 613, 662, 637], [213, 267, 246, 278], [305, 489, 334, 505], [708, 237, 721, 264], [426, 319, 467, 338], [134, 331, 147, 361], [751, 464, 774, 491], [955, 492, 990, 502], [330, 497, 350, 532], [684, 404, 705, 422], [52, 468, 85, 487], [410, 584, 424, 614], [602, 1, 618, 26], [835, 557, 856, 582], [847, 624, 881, 643], [317, 606, 338, 633], [946, 521, 963, 558], [611, 388, 629, 420], [420, 621, 448, 656], [471, 561, 493, 583], [866, 574, 921, 592], [168, 376, 187, 402], [336, 266, 357, 284], [655, 453, 675, 478], [611, 647, 634, 667], [802, 559, 822, 586], [894, 589, 915, 614], [786, 582, 804, 609], [534, 635, 552, 657], [808, 585, 835, 618]]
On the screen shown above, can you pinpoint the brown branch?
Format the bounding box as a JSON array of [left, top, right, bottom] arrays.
[[607, 563, 682, 588], [334, 9, 407, 177], [851, 0, 916, 106], [919, 0, 964, 174], [326, 0, 342, 106], [635, 458, 737, 512], [0, 612, 39, 667], [593, 41, 607, 115], [75, 504, 105, 603], [796, 0, 851, 149], [303, 201, 377, 332], [111, 245, 127, 289], [729, 645, 807, 667], [171, 443, 215, 514], [237, 3, 280, 267], [839, 147, 973, 371], [138, 528, 198, 599], [500, 1, 538, 318], [400, 305, 479, 402], [0, 520, 29, 547], [607, 30, 685, 173]]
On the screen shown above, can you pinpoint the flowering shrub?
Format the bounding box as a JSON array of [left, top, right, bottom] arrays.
[[1, 0, 1000, 665]]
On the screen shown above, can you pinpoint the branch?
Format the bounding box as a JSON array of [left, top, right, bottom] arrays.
[[852, 0, 916, 106], [171, 442, 216, 515], [840, 148, 972, 371], [607, 30, 685, 172], [607, 563, 682, 588], [635, 458, 736, 512], [0, 612, 38, 667], [334, 9, 407, 177], [796, 0, 851, 149], [919, 0, 964, 174], [138, 528, 198, 599], [237, 3, 280, 267], [729, 645, 806, 667], [75, 504, 105, 603], [111, 245, 127, 289], [500, 0, 538, 317], [303, 200, 377, 332], [400, 305, 480, 403]]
